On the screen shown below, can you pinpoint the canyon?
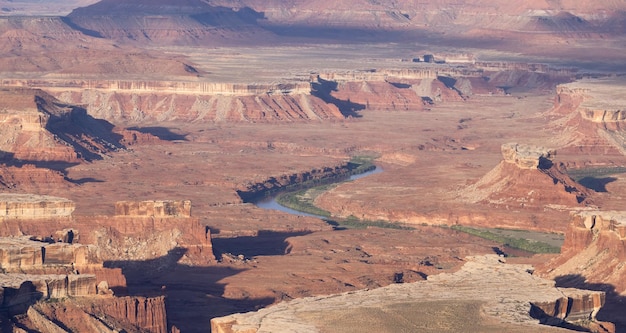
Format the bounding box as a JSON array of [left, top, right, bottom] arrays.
[[0, 0, 626, 332]]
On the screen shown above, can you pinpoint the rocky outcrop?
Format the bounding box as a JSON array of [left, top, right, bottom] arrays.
[[115, 200, 192, 218], [558, 79, 626, 130], [0, 164, 69, 190], [92, 296, 168, 333], [501, 143, 556, 169], [211, 255, 608, 333], [538, 211, 626, 293], [21, 295, 168, 333], [0, 194, 74, 219], [0, 273, 96, 312], [0, 237, 89, 269]]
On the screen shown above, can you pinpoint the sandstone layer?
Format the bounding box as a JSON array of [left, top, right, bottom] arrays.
[[0, 193, 74, 219], [539, 211, 626, 293]]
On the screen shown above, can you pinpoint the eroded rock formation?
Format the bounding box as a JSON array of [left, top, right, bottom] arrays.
[[538, 211, 626, 293], [462, 143, 591, 208]]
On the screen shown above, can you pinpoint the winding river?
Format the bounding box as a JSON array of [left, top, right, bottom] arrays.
[[254, 166, 383, 218]]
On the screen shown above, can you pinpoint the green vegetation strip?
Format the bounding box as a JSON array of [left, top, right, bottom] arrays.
[[276, 185, 333, 217], [275, 155, 377, 217], [450, 225, 561, 254], [326, 216, 414, 230], [276, 155, 412, 230]]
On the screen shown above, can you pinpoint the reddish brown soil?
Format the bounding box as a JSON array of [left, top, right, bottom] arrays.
[[2, 1, 626, 332]]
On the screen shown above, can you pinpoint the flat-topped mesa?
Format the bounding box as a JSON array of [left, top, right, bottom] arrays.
[[316, 67, 483, 83], [557, 79, 626, 127], [1, 79, 311, 96], [501, 143, 556, 169], [114, 200, 192, 218], [317, 69, 438, 82], [0, 194, 75, 219]]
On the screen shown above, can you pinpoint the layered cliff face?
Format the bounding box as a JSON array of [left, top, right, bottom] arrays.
[[538, 211, 626, 293], [51, 88, 344, 123], [0, 194, 74, 219], [16, 295, 168, 333], [550, 78, 626, 156]]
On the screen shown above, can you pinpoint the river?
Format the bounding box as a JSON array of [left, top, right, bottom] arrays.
[[254, 166, 383, 218]]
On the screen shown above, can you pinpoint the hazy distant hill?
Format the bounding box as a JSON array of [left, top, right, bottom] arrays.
[[64, 0, 270, 45]]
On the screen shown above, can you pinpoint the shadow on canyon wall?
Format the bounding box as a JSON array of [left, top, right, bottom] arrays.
[[554, 274, 626, 333], [0, 151, 104, 185], [211, 230, 311, 259], [105, 230, 311, 332], [311, 78, 365, 118], [43, 104, 125, 162], [127, 126, 188, 141], [105, 247, 273, 332], [576, 176, 617, 193]]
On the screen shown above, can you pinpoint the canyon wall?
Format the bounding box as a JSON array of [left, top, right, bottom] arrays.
[[91, 296, 168, 333], [557, 79, 626, 129], [0, 87, 129, 163], [0, 194, 75, 219], [23, 294, 168, 333], [0, 273, 96, 314], [115, 200, 192, 218], [50, 89, 343, 122], [1, 79, 311, 96], [538, 211, 626, 293]]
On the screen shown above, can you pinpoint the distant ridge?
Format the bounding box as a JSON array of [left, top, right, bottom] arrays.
[[64, 0, 268, 45]]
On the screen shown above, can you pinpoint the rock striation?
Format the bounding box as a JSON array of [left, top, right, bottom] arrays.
[[538, 211, 626, 293], [0, 194, 75, 219], [115, 200, 192, 218], [211, 255, 607, 333], [0, 273, 96, 313]]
